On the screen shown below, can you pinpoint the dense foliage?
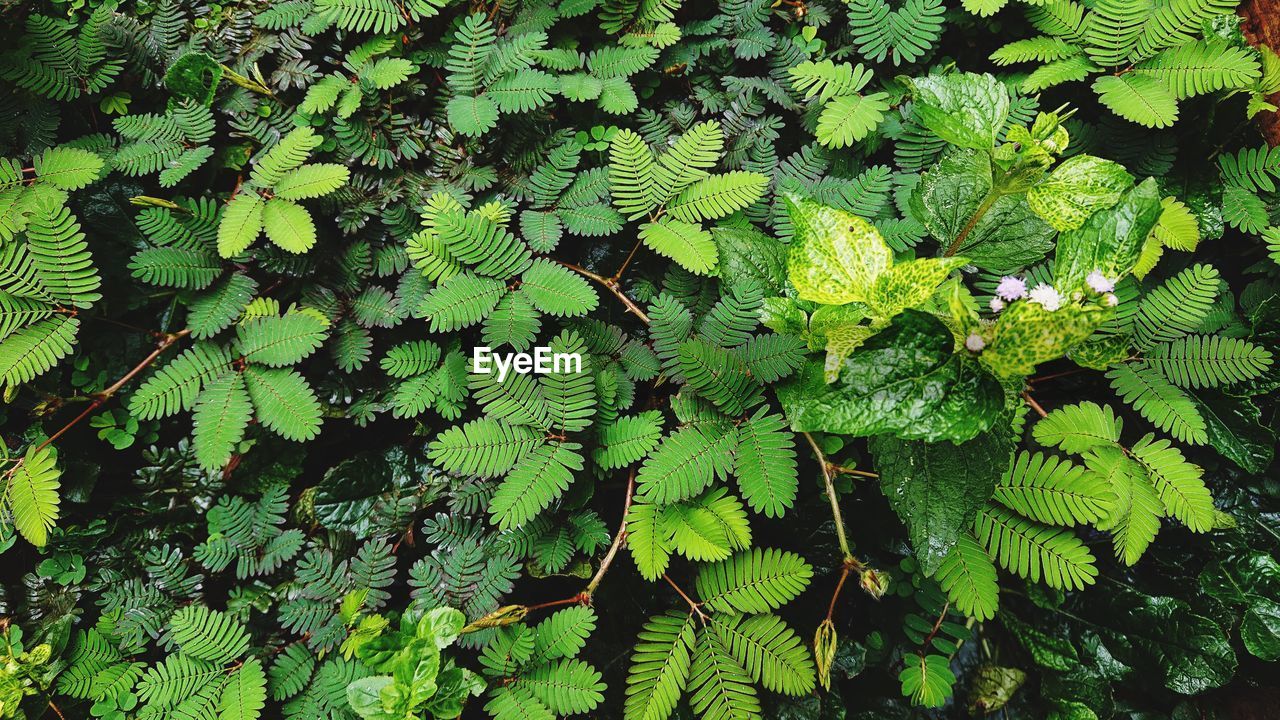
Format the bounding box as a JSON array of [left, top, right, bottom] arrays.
[[1, 0, 1279, 717]]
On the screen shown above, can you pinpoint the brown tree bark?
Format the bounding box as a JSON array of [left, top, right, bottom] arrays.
[[1241, 0, 1280, 145]]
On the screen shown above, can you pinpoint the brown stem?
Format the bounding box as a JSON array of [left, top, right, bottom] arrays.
[[46, 700, 67, 720], [664, 574, 707, 621], [526, 595, 588, 612], [1028, 367, 1088, 384], [829, 463, 878, 479], [611, 238, 644, 281], [1021, 390, 1049, 419], [583, 470, 635, 599], [554, 260, 651, 324], [826, 564, 852, 621], [803, 431, 852, 561], [27, 329, 192, 457]]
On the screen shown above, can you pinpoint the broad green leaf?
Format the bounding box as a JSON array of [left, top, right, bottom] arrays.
[[982, 302, 1111, 378], [778, 310, 1004, 442], [871, 426, 1014, 574], [910, 72, 1010, 149], [1097, 592, 1236, 695], [910, 147, 1055, 273]]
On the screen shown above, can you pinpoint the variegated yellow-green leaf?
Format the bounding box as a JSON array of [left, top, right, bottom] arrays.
[[982, 301, 1110, 378], [784, 195, 892, 305], [867, 256, 969, 320], [1027, 154, 1133, 231]]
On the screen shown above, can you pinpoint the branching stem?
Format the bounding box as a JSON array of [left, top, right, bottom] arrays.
[[803, 431, 852, 561], [554, 260, 651, 324], [583, 470, 635, 600], [26, 329, 192, 458], [664, 574, 707, 622]]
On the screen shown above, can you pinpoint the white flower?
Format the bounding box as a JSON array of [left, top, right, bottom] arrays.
[[1028, 283, 1062, 311], [989, 296, 1006, 312], [995, 276, 1027, 301], [1086, 270, 1115, 293], [965, 333, 986, 352], [1104, 292, 1119, 307]]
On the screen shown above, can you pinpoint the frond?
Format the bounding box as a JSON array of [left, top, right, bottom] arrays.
[[676, 338, 763, 415], [0, 315, 78, 385], [236, 313, 329, 367], [594, 411, 664, 470], [5, 445, 61, 547], [130, 343, 235, 420], [624, 612, 695, 720], [511, 658, 605, 715], [1130, 434, 1215, 532], [1133, 263, 1220, 349], [973, 504, 1098, 590], [520, 259, 599, 318], [427, 418, 541, 477], [639, 219, 718, 276], [488, 443, 581, 527], [168, 605, 251, 664], [933, 532, 999, 621], [710, 613, 815, 696], [192, 372, 253, 470], [1085, 445, 1162, 565], [1093, 73, 1179, 128], [666, 172, 770, 223], [420, 273, 507, 332], [732, 409, 798, 518], [993, 451, 1116, 526], [688, 626, 761, 720], [1141, 335, 1273, 388], [243, 366, 323, 442], [1133, 41, 1261, 99], [1107, 364, 1207, 445], [695, 548, 812, 614], [635, 424, 737, 504]]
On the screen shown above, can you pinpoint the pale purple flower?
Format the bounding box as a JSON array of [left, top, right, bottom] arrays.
[[1104, 292, 1119, 307], [989, 296, 1006, 312], [995, 276, 1028, 301], [1028, 283, 1062, 311], [965, 333, 986, 352], [1086, 270, 1115, 293]]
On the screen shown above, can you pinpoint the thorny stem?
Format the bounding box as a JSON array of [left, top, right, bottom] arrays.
[[583, 470, 635, 599], [46, 700, 67, 720], [664, 574, 708, 622], [1021, 390, 1049, 419], [19, 329, 192, 462], [802, 431, 853, 561], [555, 259, 651, 324], [611, 238, 644, 281]]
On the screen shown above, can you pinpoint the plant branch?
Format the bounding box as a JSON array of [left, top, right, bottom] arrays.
[[1021, 390, 1049, 419], [611, 238, 644, 281], [583, 469, 635, 600], [664, 574, 707, 621], [803, 431, 853, 561], [554, 259, 651, 324], [30, 329, 192, 457]]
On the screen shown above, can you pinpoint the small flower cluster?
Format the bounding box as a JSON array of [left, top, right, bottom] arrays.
[[987, 269, 1118, 314]]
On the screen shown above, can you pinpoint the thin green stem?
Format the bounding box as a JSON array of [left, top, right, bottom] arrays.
[[803, 431, 853, 561]]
